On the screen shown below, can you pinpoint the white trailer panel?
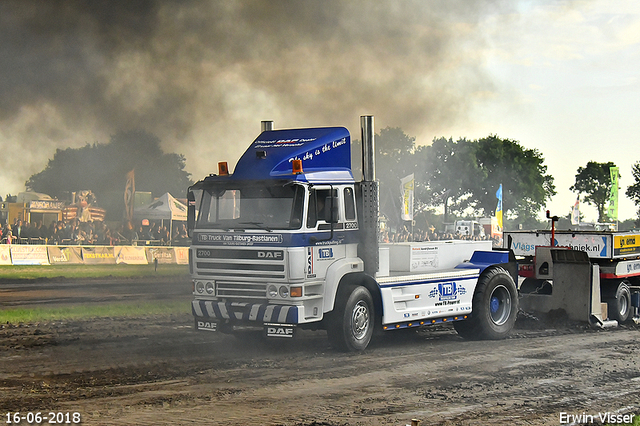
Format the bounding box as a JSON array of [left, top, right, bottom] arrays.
[[504, 230, 640, 260]]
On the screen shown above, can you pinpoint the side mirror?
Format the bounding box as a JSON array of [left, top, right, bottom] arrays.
[[324, 196, 339, 224]]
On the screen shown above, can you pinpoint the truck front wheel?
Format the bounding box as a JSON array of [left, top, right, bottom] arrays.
[[327, 285, 374, 352], [454, 267, 518, 340]]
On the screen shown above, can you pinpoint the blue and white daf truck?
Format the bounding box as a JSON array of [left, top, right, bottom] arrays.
[[188, 116, 519, 351]]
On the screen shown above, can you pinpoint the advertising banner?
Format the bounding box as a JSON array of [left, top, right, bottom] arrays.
[[0, 246, 11, 265], [146, 247, 176, 264], [608, 166, 619, 221], [82, 246, 116, 264], [175, 247, 189, 265], [48, 246, 83, 264], [10, 245, 50, 265], [400, 174, 414, 221], [115, 246, 148, 264]]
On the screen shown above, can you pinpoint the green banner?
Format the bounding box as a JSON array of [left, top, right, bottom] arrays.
[[607, 166, 619, 221]]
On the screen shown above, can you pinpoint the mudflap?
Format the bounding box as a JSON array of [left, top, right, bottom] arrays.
[[195, 317, 219, 332], [264, 323, 296, 338]]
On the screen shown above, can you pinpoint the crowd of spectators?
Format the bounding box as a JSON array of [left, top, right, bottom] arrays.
[[0, 218, 500, 247], [380, 226, 502, 247], [0, 218, 190, 246]]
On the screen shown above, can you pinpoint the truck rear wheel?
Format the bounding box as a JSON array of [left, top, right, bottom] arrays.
[[454, 267, 518, 340], [326, 285, 374, 352], [603, 280, 632, 323]]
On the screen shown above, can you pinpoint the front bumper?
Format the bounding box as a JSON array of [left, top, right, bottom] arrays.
[[192, 300, 301, 324]]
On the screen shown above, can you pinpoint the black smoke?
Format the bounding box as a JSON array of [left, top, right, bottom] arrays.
[[0, 0, 507, 191]]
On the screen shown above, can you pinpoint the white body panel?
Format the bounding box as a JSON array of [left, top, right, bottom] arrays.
[[383, 240, 492, 273], [378, 269, 478, 325]]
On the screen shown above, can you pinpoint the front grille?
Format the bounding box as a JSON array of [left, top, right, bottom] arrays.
[[194, 247, 287, 281], [216, 281, 267, 299]]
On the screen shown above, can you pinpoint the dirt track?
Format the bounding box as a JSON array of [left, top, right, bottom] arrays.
[[1, 277, 639, 425]]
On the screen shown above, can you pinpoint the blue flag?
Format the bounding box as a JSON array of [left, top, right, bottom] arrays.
[[496, 184, 503, 229]]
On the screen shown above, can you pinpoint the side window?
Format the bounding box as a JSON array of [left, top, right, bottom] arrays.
[[306, 188, 334, 228], [316, 189, 332, 223], [306, 189, 317, 228], [344, 187, 356, 220]]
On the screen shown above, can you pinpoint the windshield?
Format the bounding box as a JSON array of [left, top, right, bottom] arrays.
[[197, 182, 305, 230]]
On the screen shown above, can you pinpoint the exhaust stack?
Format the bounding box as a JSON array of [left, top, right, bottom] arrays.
[[358, 115, 379, 276], [261, 120, 274, 132], [361, 115, 375, 182]]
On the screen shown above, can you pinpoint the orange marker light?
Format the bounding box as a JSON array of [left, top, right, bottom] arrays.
[[218, 162, 229, 176], [292, 159, 303, 174], [290, 286, 303, 298]]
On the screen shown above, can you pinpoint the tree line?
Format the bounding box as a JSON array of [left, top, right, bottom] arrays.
[[364, 127, 640, 231], [21, 130, 192, 221], [12, 127, 640, 229]]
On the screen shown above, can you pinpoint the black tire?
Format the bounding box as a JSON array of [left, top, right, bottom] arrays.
[[326, 285, 375, 352], [454, 266, 518, 340], [603, 280, 632, 323]]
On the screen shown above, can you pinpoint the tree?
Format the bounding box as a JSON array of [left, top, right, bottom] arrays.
[[471, 136, 555, 223], [26, 130, 193, 220], [416, 137, 480, 222], [372, 127, 417, 228], [418, 135, 555, 227], [570, 161, 617, 223], [626, 161, 640, 225]]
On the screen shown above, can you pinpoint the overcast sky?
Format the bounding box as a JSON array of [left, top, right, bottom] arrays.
[[1, 0, 638, 223]]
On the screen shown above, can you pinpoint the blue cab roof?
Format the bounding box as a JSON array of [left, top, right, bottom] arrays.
[[209, 127, 354, 184]]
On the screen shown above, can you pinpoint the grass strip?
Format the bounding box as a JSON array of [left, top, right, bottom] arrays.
[[0, 264, 189, 280], [0, 300, 191, 324]]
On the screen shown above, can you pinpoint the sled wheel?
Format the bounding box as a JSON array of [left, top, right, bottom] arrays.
[[603, 280, 632, 323], [327, 285, 374, 352]]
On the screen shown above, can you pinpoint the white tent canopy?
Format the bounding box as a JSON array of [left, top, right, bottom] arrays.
[[134, 192, 187, 221]]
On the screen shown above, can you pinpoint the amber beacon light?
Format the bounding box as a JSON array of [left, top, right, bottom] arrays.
[[292, 159, 303, 174], [218, 162, 229, 176]]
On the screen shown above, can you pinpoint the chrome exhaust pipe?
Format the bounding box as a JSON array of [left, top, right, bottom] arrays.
[[360, 115, 375, 182], [261, 120, 274, 132]]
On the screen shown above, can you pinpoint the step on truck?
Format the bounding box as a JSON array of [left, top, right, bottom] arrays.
[[504, 221, 640, 326], [187, 116, 519, 351]]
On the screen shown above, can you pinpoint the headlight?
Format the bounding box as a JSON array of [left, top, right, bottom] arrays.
[[268, 285, 278, 298], [205, 281, 215, 295], [279, 286, 289, 298], [195, 281, 205, 294]]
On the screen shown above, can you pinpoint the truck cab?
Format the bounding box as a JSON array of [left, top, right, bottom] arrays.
[[189, 127, 365, 337], [189, 118, 519, 351]]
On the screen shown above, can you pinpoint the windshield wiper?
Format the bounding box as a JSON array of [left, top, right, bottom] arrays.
[[238, 221, 273, 232]]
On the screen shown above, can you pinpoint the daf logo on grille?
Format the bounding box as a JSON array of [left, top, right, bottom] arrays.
[[258, 251, 283, 259]]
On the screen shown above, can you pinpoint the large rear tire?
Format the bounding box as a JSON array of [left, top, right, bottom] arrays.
[[603, 280, 632, 323], [326, 285, 374, 352], [454, 266, 518, 340]]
